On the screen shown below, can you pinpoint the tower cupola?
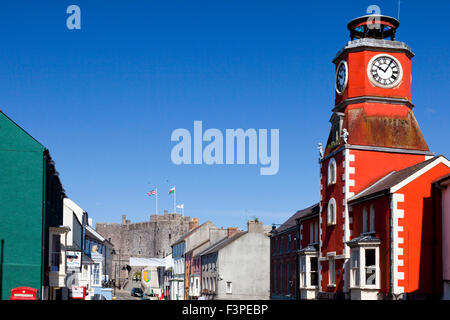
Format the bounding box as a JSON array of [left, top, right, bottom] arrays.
[[347, 15, 400, 40]]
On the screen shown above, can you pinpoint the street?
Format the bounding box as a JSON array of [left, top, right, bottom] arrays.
[[113, 289, 141, 301]]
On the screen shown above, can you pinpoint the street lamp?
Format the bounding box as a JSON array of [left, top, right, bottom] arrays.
[[111, 249, 117, 296]]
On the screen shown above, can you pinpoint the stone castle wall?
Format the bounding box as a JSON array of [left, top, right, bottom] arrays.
[[96, 211, 196, 284]]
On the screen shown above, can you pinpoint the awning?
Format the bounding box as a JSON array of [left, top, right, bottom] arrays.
[[82, 253, 95, 265]]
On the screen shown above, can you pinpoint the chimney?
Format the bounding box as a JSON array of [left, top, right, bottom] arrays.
[[227, 227, 241, 238], [189, 218, 198, 230], [122, 214, 126, 225], [248, 219, 263, 233]]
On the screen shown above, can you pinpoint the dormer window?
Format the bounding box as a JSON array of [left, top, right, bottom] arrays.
[[328, 158, 337, 185]]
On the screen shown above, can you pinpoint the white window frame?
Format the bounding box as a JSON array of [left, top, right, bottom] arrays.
[[299, 253, 319, 289], [328, 158, 337, 185], [92, 262, 101, 287], [309, 256, 319, 287], [350, 248, 360, 287], [328, 256, 335, 286], [299, 256, 306, 288], [226, 281, 232, 294], [327, 198, 337, 226], [349, 246, 380, 290]]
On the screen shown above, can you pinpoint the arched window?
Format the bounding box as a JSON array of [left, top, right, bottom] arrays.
[[328, 158, 337, 185], [327, 198, 337, 225]]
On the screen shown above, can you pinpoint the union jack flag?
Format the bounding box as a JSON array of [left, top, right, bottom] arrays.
[[147, 190, 157, 196]]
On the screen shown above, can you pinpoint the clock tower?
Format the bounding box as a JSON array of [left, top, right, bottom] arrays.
[[318, 15, 434, 298]]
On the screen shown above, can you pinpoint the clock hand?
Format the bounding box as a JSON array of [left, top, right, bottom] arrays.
[[382, 61, 393, 73]]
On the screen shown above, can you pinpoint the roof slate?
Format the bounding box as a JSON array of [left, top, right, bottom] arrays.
[[349, 156, 443, 204], [199, 231, 247, 256], [276, 203, 319, 233]]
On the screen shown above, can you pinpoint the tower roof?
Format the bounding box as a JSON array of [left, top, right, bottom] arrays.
[[347, 15, 399, 40]]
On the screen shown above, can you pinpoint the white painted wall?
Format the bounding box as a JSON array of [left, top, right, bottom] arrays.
[[216, 222, 270, 300]]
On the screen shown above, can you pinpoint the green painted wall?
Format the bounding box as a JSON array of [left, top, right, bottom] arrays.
[[0, 112, 45, 299]]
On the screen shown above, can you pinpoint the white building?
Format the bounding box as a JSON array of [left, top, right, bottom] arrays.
[[200, 220, 270, 300]]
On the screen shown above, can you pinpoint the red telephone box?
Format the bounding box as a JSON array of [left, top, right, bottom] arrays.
[[10, 287, 38, 300]]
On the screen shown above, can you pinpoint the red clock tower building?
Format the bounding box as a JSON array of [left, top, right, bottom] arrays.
[[317, 15, 450, 299]]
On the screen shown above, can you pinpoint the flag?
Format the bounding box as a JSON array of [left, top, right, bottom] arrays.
[[176, 204, 184, 209], [147, 190, 157, 196], [169, 187, 175, 194]]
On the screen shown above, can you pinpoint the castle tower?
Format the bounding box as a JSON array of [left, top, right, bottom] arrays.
[[318, 15, 434, 297]]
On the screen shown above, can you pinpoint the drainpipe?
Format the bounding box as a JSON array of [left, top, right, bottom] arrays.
[[389, 194, 393, 300], [40, 152, 48, 300]]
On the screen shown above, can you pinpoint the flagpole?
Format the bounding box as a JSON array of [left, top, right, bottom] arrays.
[[174, 186, 176, 214], [156, 188, 158, 215]]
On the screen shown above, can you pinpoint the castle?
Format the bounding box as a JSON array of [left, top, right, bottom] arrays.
[[96, 211, 199, 284]]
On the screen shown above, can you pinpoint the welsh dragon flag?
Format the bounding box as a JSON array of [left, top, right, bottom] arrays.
[[169, 187, 175, 194]]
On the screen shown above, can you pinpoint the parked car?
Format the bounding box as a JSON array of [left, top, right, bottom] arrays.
[[131, 287, 143, 297]]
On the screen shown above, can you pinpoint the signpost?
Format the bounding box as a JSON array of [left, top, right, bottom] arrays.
[[66, 251, 81, 269], [70, 286, 86, 300]]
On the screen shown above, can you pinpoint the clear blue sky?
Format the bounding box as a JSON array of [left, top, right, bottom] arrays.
[[1, 1, 449, 230]]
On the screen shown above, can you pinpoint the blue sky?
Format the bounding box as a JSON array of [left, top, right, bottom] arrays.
[[1, 1, 449, 230]]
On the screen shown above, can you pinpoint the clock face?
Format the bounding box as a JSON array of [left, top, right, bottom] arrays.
[[335, 60, 348, 95], [367, 54, 403, 88]]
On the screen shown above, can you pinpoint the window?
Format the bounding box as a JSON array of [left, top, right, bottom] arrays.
[[328, 257, 335, 286], [365, 249, 376, 285], [328, 158, 337, 185], [273, 264, 277, 294], [280, 264, 283, 293], [349, 246, 379, 289], [314, 221, 319, 243], [92, 263, 101, 286], [226, 281, 232, 294], [327, 198, 337, 225], [310, 257, 318, 286], [299, 256, 306, 287], [362, 207, 368, 233], [287, 263, 291, 293], [300, 255, 319, 288], [279, 237, 283, 254], [287, 235, 291, 252], [51, 234, 61, 272], [351, 249, 360, 287], [370, 205, 375, 233]]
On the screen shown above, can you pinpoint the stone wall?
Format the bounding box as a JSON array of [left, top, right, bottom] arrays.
[[95, 210, 194, 284]]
